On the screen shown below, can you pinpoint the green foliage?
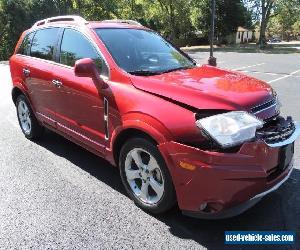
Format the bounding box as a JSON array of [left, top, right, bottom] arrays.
[[0, 0, 253, 60], [267, 0, 300, 40], [245, 0, 300, 45], [293, 21, 300, 36], [0, 0, 31, 59], [192, 0, 252, 43]]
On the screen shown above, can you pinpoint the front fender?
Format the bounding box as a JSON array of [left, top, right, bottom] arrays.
[[110, 112, 174, 151]]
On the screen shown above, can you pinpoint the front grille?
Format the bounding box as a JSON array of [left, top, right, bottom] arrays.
[[256, 116, 295, 144], [251, 97, 277, 114]]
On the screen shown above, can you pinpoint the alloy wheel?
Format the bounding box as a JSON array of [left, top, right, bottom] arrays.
[[17, 100, 32, 135], [124, 148, 165, 205]]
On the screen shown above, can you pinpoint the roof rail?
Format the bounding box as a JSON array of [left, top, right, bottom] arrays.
[[32, 15, 88, 28], [101, 19, 142, 26]]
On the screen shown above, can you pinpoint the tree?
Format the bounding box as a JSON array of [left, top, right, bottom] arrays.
[[152, 0, 193, 41], [293, 20, 300, 37], [258, 0, 275, 46], [0, 0, 32, 60], [192, 0, 252, 44], [0, 0, 254, 60], [0, 0, 118, 60], [245, 0, 276, 47], [245, 0, 300, 46], [267, 0, 300, 41]]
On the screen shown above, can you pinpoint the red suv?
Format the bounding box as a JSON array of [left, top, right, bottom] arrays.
[[10, 16, 300, 219]]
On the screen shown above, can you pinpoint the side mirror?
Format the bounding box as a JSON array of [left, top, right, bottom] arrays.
[[74, 58, 106, 89]]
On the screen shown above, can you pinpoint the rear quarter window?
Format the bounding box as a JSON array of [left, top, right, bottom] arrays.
[[17, 32, 35, 56], [30, 28, 60, 61]]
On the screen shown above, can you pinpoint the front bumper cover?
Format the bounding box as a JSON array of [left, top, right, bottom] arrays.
[[158, 122, 300, 219], [182, 164, 294, 219]]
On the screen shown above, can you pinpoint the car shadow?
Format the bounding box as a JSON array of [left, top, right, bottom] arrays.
[[36, 130, 300, 250]]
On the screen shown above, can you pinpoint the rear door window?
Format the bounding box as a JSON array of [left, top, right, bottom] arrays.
[[59, 28, 108, 76], [17, 32, 35, 56], [30, 28, 60, 61]]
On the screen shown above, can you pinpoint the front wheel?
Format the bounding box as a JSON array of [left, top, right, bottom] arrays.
[[119, 137, 176, 214]]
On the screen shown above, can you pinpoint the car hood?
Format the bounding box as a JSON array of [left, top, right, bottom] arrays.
[[131, 65, 276, 119]]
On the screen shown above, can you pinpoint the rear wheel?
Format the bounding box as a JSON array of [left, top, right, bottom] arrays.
[[16, 95, 44, 140], [119, 137, 176, 214]]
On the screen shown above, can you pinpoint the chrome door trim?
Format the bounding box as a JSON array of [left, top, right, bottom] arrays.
[[253, 103, 278, 115]]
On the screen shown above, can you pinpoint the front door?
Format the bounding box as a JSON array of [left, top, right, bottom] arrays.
[[51, 28, 110, 154]]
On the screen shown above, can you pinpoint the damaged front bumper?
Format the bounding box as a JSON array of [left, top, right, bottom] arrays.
[[158, 120, 300, 219]]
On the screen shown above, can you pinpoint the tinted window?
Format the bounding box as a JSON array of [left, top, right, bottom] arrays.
[[17, 32, 35, 55], [30, 28, 60, 60], [95, 28, 194, 74], [60, 29, 108, 76]]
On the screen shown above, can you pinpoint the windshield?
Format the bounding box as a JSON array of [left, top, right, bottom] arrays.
[[95, 28, 195, 75]]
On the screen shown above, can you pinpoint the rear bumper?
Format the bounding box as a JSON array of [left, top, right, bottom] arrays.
[[158, 122, 300, 219]]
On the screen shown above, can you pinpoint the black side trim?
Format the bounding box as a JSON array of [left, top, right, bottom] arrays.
[[104, 97, 109, 140]]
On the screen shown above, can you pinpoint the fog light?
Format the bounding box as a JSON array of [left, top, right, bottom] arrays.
[[199, 202, 224, 213], [199, 202, 208, 211]]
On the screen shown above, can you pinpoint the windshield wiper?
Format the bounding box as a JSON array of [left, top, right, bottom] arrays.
[[160, 66, 195, 74], [128, 70, 161, 76], [128, 66, 195, 76]]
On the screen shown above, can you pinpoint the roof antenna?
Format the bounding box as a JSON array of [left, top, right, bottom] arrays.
[[208, 0, 217, 66]]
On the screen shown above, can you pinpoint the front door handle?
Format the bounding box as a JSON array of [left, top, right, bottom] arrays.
[[23, 68, 30, 77], [52, 80, 63, 88]]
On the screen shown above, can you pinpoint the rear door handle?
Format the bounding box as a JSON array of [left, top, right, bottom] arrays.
[[52, 80, 63, 88], [23, 68, 30, 77]]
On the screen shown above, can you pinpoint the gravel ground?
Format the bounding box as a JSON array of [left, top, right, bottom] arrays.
[[0, 51, 300, 250]]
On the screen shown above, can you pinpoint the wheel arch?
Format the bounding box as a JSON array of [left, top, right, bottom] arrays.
[[12, 86, 25, 104], [109, 112, 173, 167], [12, 85, 38, 116], [112, 128, 159, 167]]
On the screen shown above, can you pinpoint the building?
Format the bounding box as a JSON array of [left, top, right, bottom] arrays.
[[236, 26, 253, 44]]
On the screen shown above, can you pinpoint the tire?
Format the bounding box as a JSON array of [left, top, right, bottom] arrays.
[[119, 137, 176, 214], [16, 95, 44, 140]]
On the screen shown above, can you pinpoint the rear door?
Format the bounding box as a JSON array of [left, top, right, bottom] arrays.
[[51, 28, 110, 154], [26, 27, 61, 128], [10, 31, 36, 101]]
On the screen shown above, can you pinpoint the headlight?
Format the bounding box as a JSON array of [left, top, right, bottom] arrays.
[[196, 111, 263, 148]]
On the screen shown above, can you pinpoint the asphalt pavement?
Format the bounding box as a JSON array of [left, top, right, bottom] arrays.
[[0, 51, 300, 250]]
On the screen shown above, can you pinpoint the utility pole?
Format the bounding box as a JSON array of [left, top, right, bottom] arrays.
[[208, 0, 217, 66]]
